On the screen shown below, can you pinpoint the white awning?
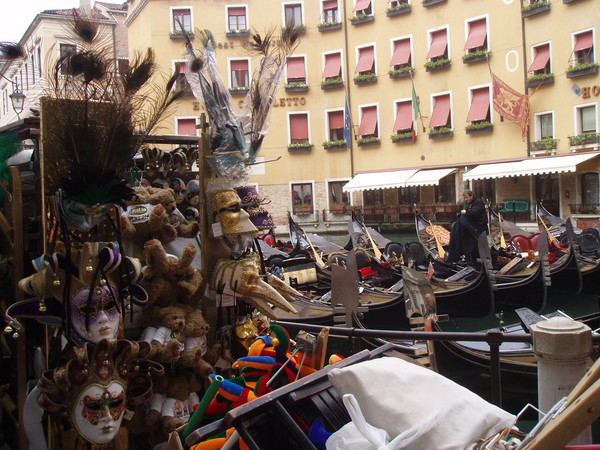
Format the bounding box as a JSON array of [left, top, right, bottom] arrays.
[[343, 169, 418, 192], [464, 154, 598, 181], [404, 168, 457, 187]]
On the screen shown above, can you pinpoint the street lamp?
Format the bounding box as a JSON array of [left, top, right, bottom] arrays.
[[9, 88, 25, 115]]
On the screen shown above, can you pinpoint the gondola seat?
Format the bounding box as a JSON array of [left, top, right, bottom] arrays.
[[407, 242, 429, 271], [509, 232, 541, 252]]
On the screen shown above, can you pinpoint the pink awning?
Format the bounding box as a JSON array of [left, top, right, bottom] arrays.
[[528, 45, 550, 72], [355, 46, 374, 73], [466, 88, 490, 122], [323, 0, 338, 9], [393, 101, 413, 131], [178, 119, 197, 136], [574, 31, 593, 52], [358, 106, 377, 135], [290, 114, 309, 140], [391, 39, 411, 66], [429, 95, 450, 128], [427, 30, 448, 59], [329, 110, 344, 129], [287, 57, 306, 79], [464, 19, 487, 50], [353, 0, 371, 12], [230, 60, 248, 71], [178, 62, 186, 73], [228, 7, 246, 16], [323, 53, 342, 78]]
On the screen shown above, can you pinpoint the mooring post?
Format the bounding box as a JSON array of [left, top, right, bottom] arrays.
[[530, 316, 592, 445]]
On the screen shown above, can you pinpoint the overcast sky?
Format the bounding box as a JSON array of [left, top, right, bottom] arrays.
[[0, 0, 81, 42]]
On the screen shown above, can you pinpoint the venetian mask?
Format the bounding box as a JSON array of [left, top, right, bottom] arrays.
[[70, 284, 121, 344], [213, 190, 257, 236]]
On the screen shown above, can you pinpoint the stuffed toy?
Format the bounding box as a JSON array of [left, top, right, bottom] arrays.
[[143, 239, 203, 306], [160, 372, 201, 434]]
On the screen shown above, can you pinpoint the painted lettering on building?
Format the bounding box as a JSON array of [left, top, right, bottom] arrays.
[[581, 85, 600, 99], [238, 97, 306, 108]]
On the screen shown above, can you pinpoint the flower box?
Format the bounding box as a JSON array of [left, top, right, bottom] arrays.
[[429, 129, 454, 139], [282, 25, 306, 34], [350, 15, 374, 25], [318, 22, 342, 32], [425, 59, 451, 72], [391, 132, 414, 143], [170, 32, 193, 40], [566, 64, 599, 79], [530, 138, 558, 151], [285, 83, 309, 92], [356, 137, 380, 147], [225, 30, 250, 37], [229, 87, 249, 96], [568, 133, 600, 146], [521, 1, 550, 17], [388, 68, 414, 79], [423, 0, 447, 6], [294, 206, 313, 215], [526, 74, 554, 88], [323, 140, 348, 150], [288, 143, 313, 152], [386, 4, 411, 16], [354, 74, 377, 85], [321, 81, 344, 90], [462, 51, 489, 64], [465, 123, 493, 135], [330, 204, 348, 214]]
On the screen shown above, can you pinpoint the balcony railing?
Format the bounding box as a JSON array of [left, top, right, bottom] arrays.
[[569, 204, 600, 215]]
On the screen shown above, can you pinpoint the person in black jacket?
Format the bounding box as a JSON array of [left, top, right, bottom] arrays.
[[447, 190, 488, 263]]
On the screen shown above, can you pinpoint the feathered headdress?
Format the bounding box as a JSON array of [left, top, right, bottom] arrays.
[[184, 27, 299, 182], [42, 9, 184, 232]]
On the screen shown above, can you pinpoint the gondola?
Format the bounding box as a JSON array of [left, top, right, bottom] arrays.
[[414, 211, 549, 315]]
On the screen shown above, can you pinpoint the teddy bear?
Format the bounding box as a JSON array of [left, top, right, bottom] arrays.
[[143, 239, 203, 307]]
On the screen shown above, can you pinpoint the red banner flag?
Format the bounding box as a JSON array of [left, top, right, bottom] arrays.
[[492, 73, 530, 140]]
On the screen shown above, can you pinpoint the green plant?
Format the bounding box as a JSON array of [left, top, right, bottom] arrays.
[[353, 73, 377, 82], [229, 85, 249, 91], [424, 58, 451, 69], [321, 76, 344, 86], [532, 136, 558, 149], [388, 66, 414, 76], [462, 49, 489, 62], [521, 0, 548, 12], [288, 141, 313, 148], [465, 121, 493, 131], [391, 131, 413, 140], [285, 81, 308, 89], [429, 127, 452, 135], [566, 62, 600, 73], [318, 21, 341, 27], [527, 72, 554, 82], [569, 133, 599, 145], [387, 2, 410, 11], [228, 28, 249, 33], [351, 13, 370, 21], [323, 139, 347, 148], [356, 136, 380, 144]]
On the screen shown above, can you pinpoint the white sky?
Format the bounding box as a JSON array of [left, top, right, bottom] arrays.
[[0, 0, 82, 43]]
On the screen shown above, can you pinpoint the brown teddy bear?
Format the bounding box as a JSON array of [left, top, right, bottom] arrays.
[[157, 372, 201, 434], [143, 239, 203, 307]]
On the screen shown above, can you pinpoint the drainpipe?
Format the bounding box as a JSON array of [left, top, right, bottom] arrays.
[[520, 0, 534, 213], [342, 0, 354, 178]]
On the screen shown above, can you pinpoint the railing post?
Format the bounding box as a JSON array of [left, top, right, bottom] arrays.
[[486, 329, 503, 407], [530, 317, 593, 446]]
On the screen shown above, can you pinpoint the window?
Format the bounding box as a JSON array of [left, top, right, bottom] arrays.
[[397, 186, 419, 204], [581, 173, 599, 206], [322, 0, 339, 23], [464, 18, 487, 54], [363, 189, 383, 206], [24, 64, 28, 90], [328, 181, 349, 205], [286, 56, 306, 84], [572, 30, 594, 66], [427, 29, 449, 61], [230, 59, 249, 88], [535, 112, 554, 140], [577, 105, 597, 134], [390, 38, 412, 70], [323, 52, 342, 81], [59, 43, 76, 75], [429, 94, 452, 130], [174, 61, 190, 90], [389, 0, 408, 7], [355, 45, 375, 75], [528, 43, 551, 75], [327, 110, 344, 140], [358, 105, 378, 138], [284, 3, 303, 28], [31, 54, 35, 85], [177, 118, 197, 136], [393, 100, 413, 133], [227, 6, 247, 31], [117, 58, 129, 77], [292, 183, 313, 213], [37, 47, 42, 77], [172, 8, 192, 33], [353, 0, 373, 16], [435, 174, 455, 203], [289, 113, 310, 144], [467, 87, 491, 124]]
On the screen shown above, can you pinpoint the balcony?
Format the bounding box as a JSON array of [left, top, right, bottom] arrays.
[[569, 204, 600, 215], [566, 63, 599, 79], [353, 73, 378, 85], [386, 3, 411, 16], [568, 133, 600, 150], [425, 58, 451, 72], [528, 138, 558, 156], [526, 73, 554, 88], [521, 1, 550, 18], [350, 14, 374, 25], [317, 21, 342, 32]]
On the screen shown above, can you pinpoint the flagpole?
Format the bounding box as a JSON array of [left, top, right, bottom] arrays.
[[341, 0, 354, 177], [409, 71, 425, 134]]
